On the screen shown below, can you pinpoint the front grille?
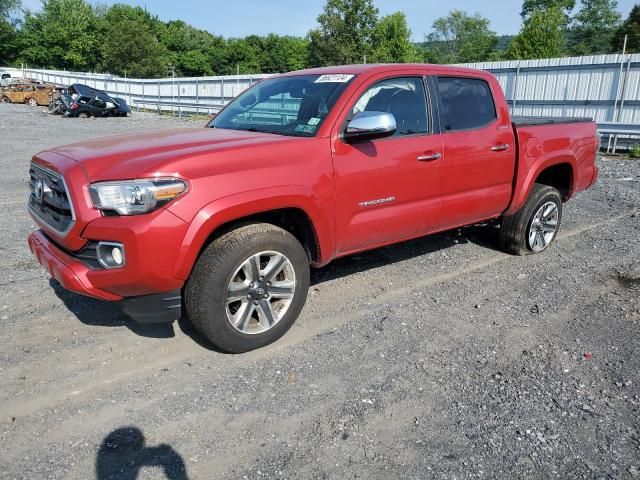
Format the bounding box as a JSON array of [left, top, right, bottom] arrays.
[[28, 164, 75, 235]]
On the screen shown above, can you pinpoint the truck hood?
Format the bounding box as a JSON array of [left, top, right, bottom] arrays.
[[46, 127, 295, 181]]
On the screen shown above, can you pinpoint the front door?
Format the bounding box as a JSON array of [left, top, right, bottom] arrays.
[[332, 76, 444, 254]]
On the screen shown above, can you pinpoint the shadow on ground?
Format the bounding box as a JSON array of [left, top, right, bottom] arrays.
[[51, 223, 501, 349], [50, 279, 177, 339], [96, 426, 188, 480]]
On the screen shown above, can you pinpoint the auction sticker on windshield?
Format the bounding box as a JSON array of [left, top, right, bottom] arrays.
[[315, 74, 354, 83]]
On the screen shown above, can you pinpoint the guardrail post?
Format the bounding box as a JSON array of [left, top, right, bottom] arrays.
[[612, 56, 633, 154]]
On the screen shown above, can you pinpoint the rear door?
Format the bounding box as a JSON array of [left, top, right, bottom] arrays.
[[332, 75, 444, 254], [434, 76, 516, 228]]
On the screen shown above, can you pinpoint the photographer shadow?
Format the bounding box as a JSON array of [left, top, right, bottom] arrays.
[[96, 426, 188, 480]]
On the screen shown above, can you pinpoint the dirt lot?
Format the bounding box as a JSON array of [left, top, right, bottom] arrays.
[[0, 103, 639, 480]]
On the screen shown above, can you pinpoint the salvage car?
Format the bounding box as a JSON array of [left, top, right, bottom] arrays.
[[60, 84, 130, 118], [26, 64, 599, 352], [1, 83, 55, 106]]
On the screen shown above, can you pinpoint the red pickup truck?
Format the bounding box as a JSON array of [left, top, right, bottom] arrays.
[[27, 64, 599, 352]]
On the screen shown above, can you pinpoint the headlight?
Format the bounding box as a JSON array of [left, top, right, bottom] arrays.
[[89, 178, 187, 215]]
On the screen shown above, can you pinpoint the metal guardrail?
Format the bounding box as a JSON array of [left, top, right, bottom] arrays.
[[132, 99, 226, 117], [596, 122, 640, 153], [597, 121, 640, 135]]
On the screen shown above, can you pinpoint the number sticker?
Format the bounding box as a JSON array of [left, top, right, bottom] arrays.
[[314, 74, 354, 83]]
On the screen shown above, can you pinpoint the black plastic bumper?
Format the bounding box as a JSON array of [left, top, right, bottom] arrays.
[[121, 289, 182, 324]]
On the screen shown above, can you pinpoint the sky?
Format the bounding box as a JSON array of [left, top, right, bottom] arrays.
[[20, 0, 640, 40]]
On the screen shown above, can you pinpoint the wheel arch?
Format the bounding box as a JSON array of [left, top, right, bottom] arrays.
[[172, 189, 334, 281], [505, 151, 577, 215]]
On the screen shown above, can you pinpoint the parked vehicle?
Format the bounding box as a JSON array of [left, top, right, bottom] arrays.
[[0, 71, 11, 87], [1, 83, 55, 106], [60, 84, 130, 118], [26, 64, 599, 352]]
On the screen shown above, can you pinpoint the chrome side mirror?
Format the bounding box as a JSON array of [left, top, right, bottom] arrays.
[[344, 111, 396, 142]]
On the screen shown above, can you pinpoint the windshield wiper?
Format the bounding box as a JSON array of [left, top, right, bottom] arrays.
[[245, 127, 287, 136]]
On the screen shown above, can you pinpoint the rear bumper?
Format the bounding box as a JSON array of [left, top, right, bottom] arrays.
[[28, 230, 182, 323]]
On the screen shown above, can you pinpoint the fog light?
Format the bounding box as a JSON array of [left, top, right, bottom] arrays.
[[97, 242, 126, 269]]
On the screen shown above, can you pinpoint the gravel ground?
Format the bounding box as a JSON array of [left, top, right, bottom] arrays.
[[0, 103, 639, 480]]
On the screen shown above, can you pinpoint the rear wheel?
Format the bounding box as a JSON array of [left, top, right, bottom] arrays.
[[26, 98, 38, 106], [185, 223, 310, 353], [1, 96, 10, 104], [77, 112, 90, 118], [499, 183, 562, 255]]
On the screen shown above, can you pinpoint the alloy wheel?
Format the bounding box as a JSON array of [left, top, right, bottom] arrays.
[[225, 251, 296, 334], [528, 201, 559, 252]]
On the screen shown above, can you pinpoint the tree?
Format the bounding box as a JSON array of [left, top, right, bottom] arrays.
[[221, 37, 264, 74], [370, 12, 419, 63], [158, 20, 226, 76], [426, 10, 498, 64], [18, 0, 100, 70], [308, 0, 379, 66], [0, 0, 21, 65], [612, 5, 640, 52], [521, 0, 576, 21], [507, 6, 566, 59], [100, 5, 169, 77], [570, 0, 621, 55]]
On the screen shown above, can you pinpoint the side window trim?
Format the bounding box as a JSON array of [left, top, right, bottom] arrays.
[[435, 76, 498, 133], [340, 75, 434, 140]]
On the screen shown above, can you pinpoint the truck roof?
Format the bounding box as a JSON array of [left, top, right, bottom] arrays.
[[281, 63, 490, 78]]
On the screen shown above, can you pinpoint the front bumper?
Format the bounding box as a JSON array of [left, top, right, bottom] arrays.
[[28, 230, 183, 323]]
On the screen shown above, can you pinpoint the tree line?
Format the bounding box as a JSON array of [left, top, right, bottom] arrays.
[[1, 0, 639, 78]]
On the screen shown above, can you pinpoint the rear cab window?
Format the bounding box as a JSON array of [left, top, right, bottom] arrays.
[[437, 77, 497, 132]]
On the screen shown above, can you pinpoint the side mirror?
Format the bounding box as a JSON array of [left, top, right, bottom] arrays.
[[344, 111, 396, 142]]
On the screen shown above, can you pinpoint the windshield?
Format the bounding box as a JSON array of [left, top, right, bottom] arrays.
[[209, 74, 355, 137]]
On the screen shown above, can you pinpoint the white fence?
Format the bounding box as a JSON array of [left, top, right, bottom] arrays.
[[3, 66, 270, 115], [4, 54, 640, 124]]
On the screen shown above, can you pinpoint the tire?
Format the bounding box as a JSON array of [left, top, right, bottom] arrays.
[[1, 96, 10, 104], [185, 223, 310, 353], [78, 112, 90, 118], [26, 98, 38, 106], [499, 183, 562, 256]]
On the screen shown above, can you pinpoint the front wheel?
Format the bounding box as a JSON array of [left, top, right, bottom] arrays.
[[26, 98, 38, 106], [499, 183, 562, 255], [185, 223, 310, 353], [1, 96, 10, 104]]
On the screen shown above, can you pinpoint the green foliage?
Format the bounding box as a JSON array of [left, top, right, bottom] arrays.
[[308, 0, 379, 66], [630, 143, 640, 158], [370, 12, 420, 63], [0, 18, 18, 65], [612, 5, 640, 52], [18, 0, 100, 70], [426, 10, 499, 64], [100, 19, 168, 78], [507, 6, 566, 59], [521, 0, 576, 20], [570, 0, 621, 55]]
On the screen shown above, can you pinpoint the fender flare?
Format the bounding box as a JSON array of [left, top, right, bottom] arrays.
[[505, 150, 577, 216], [172, 186, 334, 280]]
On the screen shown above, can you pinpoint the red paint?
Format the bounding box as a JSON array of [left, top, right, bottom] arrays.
[[27, 64, 599, 301]]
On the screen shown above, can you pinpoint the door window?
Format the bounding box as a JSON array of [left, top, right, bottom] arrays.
[[352, 77, 429, 136], [437, 77, 496, 132]]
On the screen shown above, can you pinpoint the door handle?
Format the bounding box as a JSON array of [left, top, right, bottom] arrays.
[[491, 144, 510, 152], [417, 152, 442, 161]]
